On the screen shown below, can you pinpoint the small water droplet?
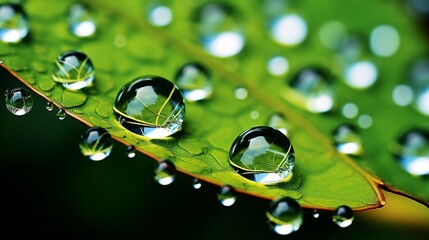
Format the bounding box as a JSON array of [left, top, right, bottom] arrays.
[[154, 159, 176, 185], [269, 14, 307, 46], [52, 50, 95, 90], [147, 4, 173, 27], [332, 123, 362, 156], [313, 209, 320, 218], [267, 56, 289, 76], [250, 110, 259, 119], [68, 2, 96, 38], [407, 57, 429, 115], [392, 128, 429, 176], [234, 87, 248, 100], [229, 126, 295, 184], [332, 205, 354, 228], [126, 145, 136, 158], [5, 87, 33, 116], [370, 25, 400, 57], [56, 108, 66, 120], [286, 66, 335, 113], [113, 34, 127, 48], [357, 114, 373, 129], [79, 126, 113, 161], [344, 61, 378, 89], [174, 62, 212, 101], [193, 2, 245, 57], [266, 197, 303, 235], [319, 21, 348, 50], [341, 102, 359, 119], [392, 84, 414, 106], [45, 101, 54, 111], [192, 178, 202, 189], [113, 75, 185, 139], [266, 112, 290, 136], [0, 3, 29, 43], [217, 185, 236, 207]]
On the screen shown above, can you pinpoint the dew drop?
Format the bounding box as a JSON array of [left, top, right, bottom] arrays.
[[229, 126, 295, 184], [332, 205, 354, 228], [332, 123, 362, 156], [357, 114, 373, 129], [269, 14, 307, 46], [68, 2, 96, 38], [193, 2, 245, 57], [192, 178, 202, 189], [113, 75, 185, 139], [370, 25, 400, 57], [56, 108, 66, 120], [407, 57, 429, 115], [266, 112, 290, 136], [250, 110, 260, 119], [392, 84, 413, 106], [45, 101, 54, 112], [147, 4, 173, 27], [341, 102, 359, 119], [52, 50, 95, 90], [266, 197, 303, 235], [286, 66, 335, 113], [0, 3, 29, 43], [313, 209, 320, 219], [79, 126, 113, 161], [319, 21, 348, 50], [344, 61, 378, 89], [217, 185, 236, 207], [113, 34, 127, 48], [234, 87, 248, 100], [126, 145, 136, 158], [267, 56, 289, 76], [174, 62, 212, 101], [4, 88, 33, 116], [392, 128, 429, 176], [154, 159, 176, 185]]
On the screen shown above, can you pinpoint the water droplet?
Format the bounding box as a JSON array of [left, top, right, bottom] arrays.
[[332, 123, 362, 156], [217, 185, 236, 207], [79, 126, 113, 161], [147, 4, 173, 27], [341, 102, 359, 119], [192, 178, 202, 189], [266, 197, 303, 235], [269, 14, 307, 46], [113, 34, 127, 48], [0, 3, 29, 43], [313, 209, 320, 218], [174, 62, 212, 101], [338, 35, 364, 62], [332, 205, 354, 228], [52, 50, 95, 90], [267, 56, 289, 76], [344, 61, 378, 89], [392, 128, 429, 176], [56, 108, 66, 120], [45, 101, 54, 112], [193, 2, 245, 57], [4, 88, 33, 116], [319, 21, 348, 50], [266, 112, 290, 136], [370, 25, 400, 57], [68, 2, 96, 38], [126, 145, 136, 158], [229, 126, 295, 184], [392, 84, 414, 106], [234, 87, 248, 100], [113, 75, 185, 139], [357, 114, 373, 129], [154, 159, 176, 185], [407, 57, 429, 115], [250, 110, 260, 119], [286, 66, 335, 113]]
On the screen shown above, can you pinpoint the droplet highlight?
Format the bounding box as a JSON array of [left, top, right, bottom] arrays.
[[266, 112, 290, 136], [113, 75, 185, 139], [229, 126, 295, 184], [332, 123, 362, 156], [217, 185, 236, 207], [267, 56, 289, 76], [344, 61, 378, 89], [126, 145, 136, 158], [147, 4, 173, 27], [392, 84, 413, 107], [192, 178, 202, 189], [174, 62, 212, 101], [79, 126, 113, 161], [45, 101, 54, 112], [0, 3, 29, 43], [154, 159, 176, 185], [266, 197, 303, 235], [370, 25, 400, 57], [68, 2, 96, 38], [357, 114, 373, 129], [5, 88, 33, 116], [269, 14, 307, 46], [332, 205, 354, 228], [52, 50, 95, 90], [341, 102, 359, 119]]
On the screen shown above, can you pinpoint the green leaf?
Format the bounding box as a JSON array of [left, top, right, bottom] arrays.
[[10, 0, 427, 211]]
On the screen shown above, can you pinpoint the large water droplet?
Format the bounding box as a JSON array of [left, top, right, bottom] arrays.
[[344, 61, 378, 89], [370, 25, 400, 57], [147, 4, 173, 27], [52, 50, 95, 90], [79, 126, 113, 161], [267, 56, 289, 76], [5, 88, 33, 116], [154, 159, 176, 185], [113, 75, 185, 139], [266, 197, 303, 235], [266, 112, 290, 136], [193, 2, 245, 57], [269, 14, 307, 46], [332, 205, 354, 228], [332, 123, 362, 156], [217, 185, 236, 207], [174, 62, 212, 101], [319, 21, 348, 50], [229, 126, 295, 184], [286, 66, 335, 113], [0, 3, 28, 43], [408, 57, 429, 115], [392, 128, 429, 176], [68, 2, 96, 38]]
